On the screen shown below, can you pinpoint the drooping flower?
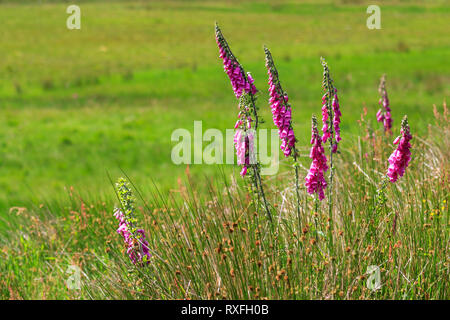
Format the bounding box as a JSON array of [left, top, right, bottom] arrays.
[[114, 208, 151, 265], [215, 24, 257, 98], [234, 106, 255, 176], [246, 72, 258, 96], [376, 74, 392, 132], [387, 116, 412, 183], [320, 57, 342, 153], [332, 89, 342, 145], [321, 93, 331, 143], [114, 178, 151, 265], [305, 115, 328, 200], [264, 47, 296, 157]]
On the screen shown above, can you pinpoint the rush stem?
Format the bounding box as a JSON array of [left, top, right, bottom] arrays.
[[294, 153, 302, 233], [249, 91, 272, 223]]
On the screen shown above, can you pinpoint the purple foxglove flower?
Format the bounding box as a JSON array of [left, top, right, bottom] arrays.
[[377, 74, 392, 132], [321, 58, 342, 153], [216, 23, 259, 177], [305, 116, 328, 200], [234, 114, 254, 176], [215, 24, 257, 99], [114, 208, 151, 265], [265, 47, 297, 158], [387, 116, 412, 183], [332, 90, 342, 144]]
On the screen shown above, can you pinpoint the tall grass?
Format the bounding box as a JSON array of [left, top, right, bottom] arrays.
[[1, 102, 448, 299]]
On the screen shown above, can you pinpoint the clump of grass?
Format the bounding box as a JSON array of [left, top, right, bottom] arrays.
[[1, 103, 447, 299]]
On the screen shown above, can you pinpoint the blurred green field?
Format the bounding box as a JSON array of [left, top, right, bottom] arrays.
[[0, 0, 449, 212]]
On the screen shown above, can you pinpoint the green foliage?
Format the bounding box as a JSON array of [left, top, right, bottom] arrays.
[[116, 177, 137, 230], [1, 106, 448, 299]]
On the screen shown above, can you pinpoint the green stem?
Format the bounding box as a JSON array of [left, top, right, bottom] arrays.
[[314, 196, 319, 242], [371, 176, 389, 242], [248, 87, 272, 223], [254, 166, 272, 222], [328, 139, 334, 253], [294, 154, 302, 233]]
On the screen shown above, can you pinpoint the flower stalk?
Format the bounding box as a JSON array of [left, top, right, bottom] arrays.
[[376, 74, 393, 133], [264, 46, 300, 229], [387, 115, 412, 183], [305, 115, 328, 201], [371, 116, 412, 241], [215, 23, 272, 222], [320, 57, 341, 251], [114, 178, 151, 266]]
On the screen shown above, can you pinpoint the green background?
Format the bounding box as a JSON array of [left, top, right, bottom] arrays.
[[0, 0, 448, 211]]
